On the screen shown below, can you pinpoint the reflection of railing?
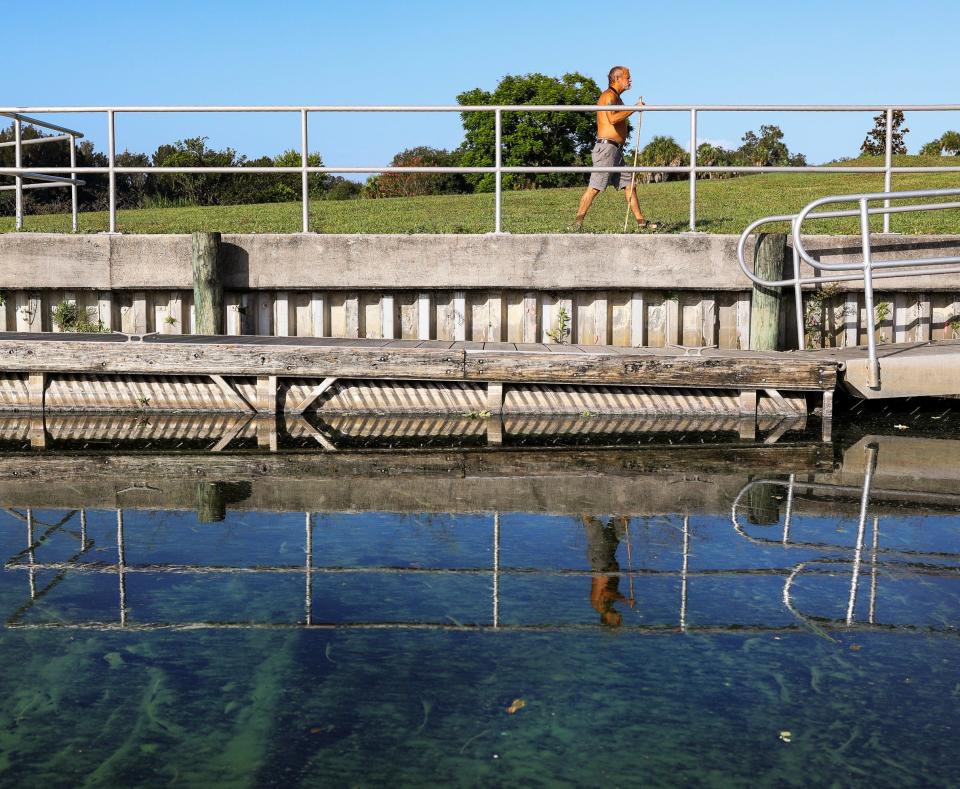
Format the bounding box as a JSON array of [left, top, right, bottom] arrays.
[[5, 468, 959, 634], [731, 442, 960, 631], [4, 104, 960, 233]]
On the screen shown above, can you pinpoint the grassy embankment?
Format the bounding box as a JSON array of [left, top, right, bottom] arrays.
[[3, 156, 959, 235]]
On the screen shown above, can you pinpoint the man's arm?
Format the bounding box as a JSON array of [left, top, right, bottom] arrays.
[[600, 92, 643, 124]]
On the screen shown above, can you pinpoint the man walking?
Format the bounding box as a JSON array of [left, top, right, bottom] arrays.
[[573, 66, 650, 231]]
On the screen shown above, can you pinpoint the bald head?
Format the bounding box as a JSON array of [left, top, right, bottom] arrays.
[[608, 66, 628, 86]]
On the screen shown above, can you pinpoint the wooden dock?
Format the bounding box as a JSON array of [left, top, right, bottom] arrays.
[[0, 332, 838, 441]]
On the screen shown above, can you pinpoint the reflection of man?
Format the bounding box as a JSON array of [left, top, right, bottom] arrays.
[[573, 66, 649, 231], [582, 515, 634, 627]]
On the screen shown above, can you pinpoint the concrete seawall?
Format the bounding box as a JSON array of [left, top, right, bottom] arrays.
[[1, 233, 959, 349]]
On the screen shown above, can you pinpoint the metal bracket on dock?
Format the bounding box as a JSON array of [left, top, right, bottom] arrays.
[[666, 343, 718, 357]]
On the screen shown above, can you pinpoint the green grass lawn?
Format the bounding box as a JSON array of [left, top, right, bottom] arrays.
[[4, 155, 960, 235]]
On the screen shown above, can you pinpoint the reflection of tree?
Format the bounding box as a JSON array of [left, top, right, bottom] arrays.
[[582, 516, 633, 627]]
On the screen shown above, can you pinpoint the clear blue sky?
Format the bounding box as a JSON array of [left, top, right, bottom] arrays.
[[6, 0, 960, 172]]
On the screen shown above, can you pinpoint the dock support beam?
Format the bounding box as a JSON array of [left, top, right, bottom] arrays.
[[750, 233, 786, 350], [821, 389, 834, 443], [256, 375, 278, 413], [739, 389, 757, 440], [192, 231, 224, 335]]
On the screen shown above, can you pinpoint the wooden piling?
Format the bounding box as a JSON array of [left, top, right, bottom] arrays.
[[192, 232, 223, 334], [750, 233, 786, 350]]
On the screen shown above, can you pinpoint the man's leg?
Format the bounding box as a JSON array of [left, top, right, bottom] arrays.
[[575, 187, 600, 226], [626, 184, 646, 225]]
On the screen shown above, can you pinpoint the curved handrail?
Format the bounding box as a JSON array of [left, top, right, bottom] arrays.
[[737, 187, 960, 388]]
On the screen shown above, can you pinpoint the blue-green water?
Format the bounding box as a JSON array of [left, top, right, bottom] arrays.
[[0, 474, 958, 786]]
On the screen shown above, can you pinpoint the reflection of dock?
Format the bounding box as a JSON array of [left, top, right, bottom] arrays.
[[4, 442, 958, 636], [0, 442, 832, 516]]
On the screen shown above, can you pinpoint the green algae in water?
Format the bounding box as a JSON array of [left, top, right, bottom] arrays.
[[0, 496, 957, 786]]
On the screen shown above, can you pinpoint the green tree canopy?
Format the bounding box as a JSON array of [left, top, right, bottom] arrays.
[[860, 110, 909, 156], [365, 146, 468, 198], [457, 72, 601, 191]]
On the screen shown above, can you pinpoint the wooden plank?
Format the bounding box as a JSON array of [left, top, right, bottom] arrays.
[[417, 292, 432, 340], [736, 292, 751, 351], [464, 349, 836, 390], [274, 291, 291, 337], [294, 292, 313, 338], [239, 293, 253, 335], [256, 375, 278, 413], [362, 292, 382, 339], [522, 292, 537, 343], [453, 291, 467, 342], [844, 294, 859, 348], [609, 291, 631, 348], [701, 295, 716, 347], [0, 292, 9, 332], [289, 376, 338, 414], [311, 292, 327, 338], [131, 292, 148, 335], [256, 291, 273, 336], [486, 382, 504, 414], [629, 291, 645, 348], [223, 291, 243, 337], [576, 291, 608, 346], [436, 292, 456, 341], [681, 292, 701, 346], [0, 339, 469, 380], [16, 292, 41, 332], [717, 293, 737, 350], [917, 293, 931, 342], [27, 372, 45, 410], [95, 292, 113, 333], [165, 292, 184, 336], [380, 293, 394, 340], [894, 292, 911, 344], [156, 292, 172, 335], [398, 292, 418, 340]]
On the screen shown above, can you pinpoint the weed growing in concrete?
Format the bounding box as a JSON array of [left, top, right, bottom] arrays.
[[547, 306, 571, 344], [51, 301, 106, 333]]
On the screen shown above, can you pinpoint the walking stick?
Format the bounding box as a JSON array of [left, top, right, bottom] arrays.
[[623, 96, 644, 233]]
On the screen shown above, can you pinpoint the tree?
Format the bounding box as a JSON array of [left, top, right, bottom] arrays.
[[636, 135, 688, 183], [920, 138, 943, 156], [860, 110, 909, 156], [941, 131, 960, 155], [269, 149, 329, 201], [739, 125, 790, 166], [151, 136, 243, 205], [365, 147, 468, 198], [457, 72, 601, 191]]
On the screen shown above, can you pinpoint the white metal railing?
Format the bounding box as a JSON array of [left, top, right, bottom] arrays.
[[2, 104, 960, 234], [0, 112, 85, 232], [737, 187, 960, 389]]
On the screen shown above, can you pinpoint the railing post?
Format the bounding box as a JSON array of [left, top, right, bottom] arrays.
[[494, 108, 502, 234], [301, 109, 310, 233], [859, 198, 881, 389], [688, 109, 697, 231], [14, 117, 22, 231], [69, 133, 78, 233], [791, 222, 805, 349], [883, 108, 893, 233], [107, 109, 117, 234]]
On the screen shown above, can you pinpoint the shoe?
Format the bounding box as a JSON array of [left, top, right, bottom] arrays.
[[636, 221, 658, 232]]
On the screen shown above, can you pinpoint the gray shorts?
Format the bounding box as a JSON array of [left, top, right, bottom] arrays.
[[589, 141, 633, 191]]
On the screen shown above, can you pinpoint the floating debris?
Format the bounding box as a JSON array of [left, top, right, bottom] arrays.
[[779, 730, 792, 743], [506, 698, 526, 714]]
